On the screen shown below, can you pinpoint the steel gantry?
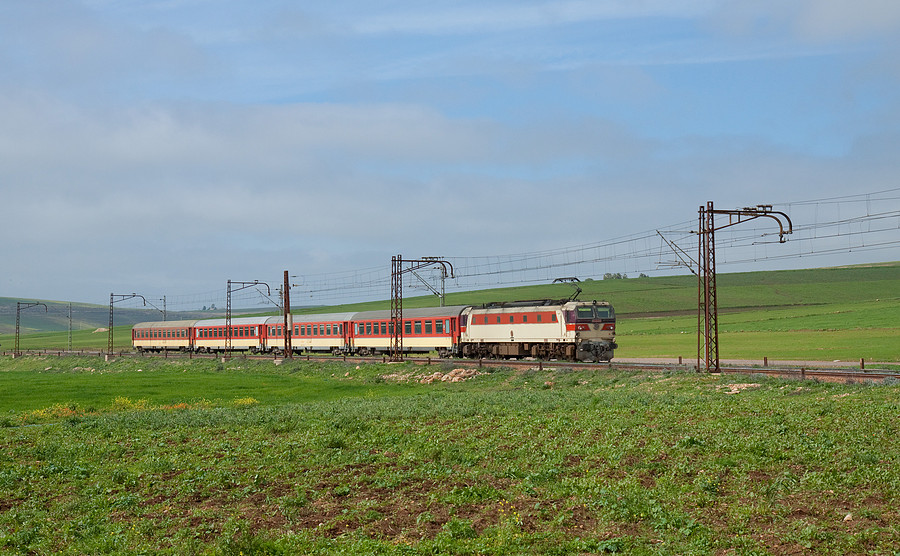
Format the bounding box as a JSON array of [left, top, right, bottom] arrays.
[[15, 301, 47, 356], [390, 255, 454, 362], [697, 202, 792, 372], [109, 293, 147, 356], [225, 280, 270, 356]]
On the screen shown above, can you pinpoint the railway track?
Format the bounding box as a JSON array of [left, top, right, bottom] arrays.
[[6, 348, 899, 384]]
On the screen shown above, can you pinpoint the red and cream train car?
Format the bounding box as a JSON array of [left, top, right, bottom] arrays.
[[132, 299, 616, 361]]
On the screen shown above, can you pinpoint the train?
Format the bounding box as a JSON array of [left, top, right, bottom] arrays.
[[132, 298, 617, 362]]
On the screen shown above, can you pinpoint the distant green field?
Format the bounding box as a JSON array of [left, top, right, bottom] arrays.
[[3, 263, 899, 361], [618, 299, 900, 362]]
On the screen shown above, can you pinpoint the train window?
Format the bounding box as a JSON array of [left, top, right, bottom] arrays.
[[325, 324, 330, 336], [414, 321, 422, 334], [389, 322, 394, 335], [577, 307, 593, 320], [380, 322, 386, 335], [404, 321, 412, 335], [366, 322, 372, 335], [319, 324, 324, 336], [537, 314, 542, 322], [509, 316, 514, 324], [425, 321, 432, 334], [436, 320, 443, 334], [496, 316, 501, 324], [552, 314, 557, 322], [523, 315, 528, 323], [445, 319, 450, 333], [337, 324, 343, 335]]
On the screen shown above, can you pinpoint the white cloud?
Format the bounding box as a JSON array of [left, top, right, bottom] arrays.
[[708, 0, 900, 43]]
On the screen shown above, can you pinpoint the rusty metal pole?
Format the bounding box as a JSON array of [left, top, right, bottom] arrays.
[[390, 255, 403, 361], [697, 202, 722, 372], [284, 270, 292, 359], [697, 205, 704, 372], [226, 280, 232, 355]]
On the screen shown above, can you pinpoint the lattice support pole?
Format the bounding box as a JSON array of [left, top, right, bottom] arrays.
[[390, 255, 403, 362], [696, 202, 792, 373]]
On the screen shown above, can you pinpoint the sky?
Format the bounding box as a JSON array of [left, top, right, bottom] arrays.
[[2, 0, 900, 309]]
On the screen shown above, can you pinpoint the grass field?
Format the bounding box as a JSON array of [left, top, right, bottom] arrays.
[[1, 356, 899, 554]]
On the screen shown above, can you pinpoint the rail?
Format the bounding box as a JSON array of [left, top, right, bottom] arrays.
[[3, 349, 898, 384]]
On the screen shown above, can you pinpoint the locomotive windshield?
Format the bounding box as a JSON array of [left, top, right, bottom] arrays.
[[574, 305, 615, 321]]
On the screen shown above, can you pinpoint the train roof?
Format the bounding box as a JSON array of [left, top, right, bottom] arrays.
[[133, 320, 199, 329], [194, 316, 272, 326], [351, 305, 469, 321], [280, 312, 358, 323]]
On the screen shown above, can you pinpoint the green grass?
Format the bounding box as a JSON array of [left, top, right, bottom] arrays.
[[1, 356, 899, 554], [0, 356, 417, 414], [618, 299, 900, 362]]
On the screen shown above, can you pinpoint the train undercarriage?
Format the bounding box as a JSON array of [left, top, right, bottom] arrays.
[[459, 340, 615, 362]]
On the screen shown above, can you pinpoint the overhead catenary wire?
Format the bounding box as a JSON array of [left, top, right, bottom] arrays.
[[98, 187, 899, 309]]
